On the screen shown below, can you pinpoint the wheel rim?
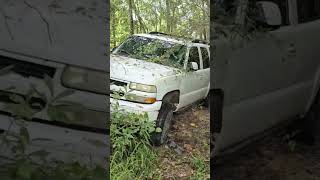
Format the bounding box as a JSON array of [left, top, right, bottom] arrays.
[[160, 110, 173, 143]]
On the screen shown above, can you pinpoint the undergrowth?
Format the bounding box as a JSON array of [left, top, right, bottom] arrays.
[[110, 103, 160, 179]]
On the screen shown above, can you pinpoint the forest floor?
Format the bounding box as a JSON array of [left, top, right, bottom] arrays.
[[153, 103, 320, 180], [214, 132, 320, 180], [154, 104, 210, 179]]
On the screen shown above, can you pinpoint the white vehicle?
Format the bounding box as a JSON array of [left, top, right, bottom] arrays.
[[212, 0, 320, 158], [0, 0, 108, 167], [110, 32, 210, 145]]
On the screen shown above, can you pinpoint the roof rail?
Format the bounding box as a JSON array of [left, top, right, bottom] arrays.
[[191, 39, 209, 44], [148, 31, 169, 36]]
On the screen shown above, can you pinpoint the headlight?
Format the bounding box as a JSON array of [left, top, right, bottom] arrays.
[[129, 82, 157, 93], [126, 93, 156, 104], [61, 66, 107, 94]]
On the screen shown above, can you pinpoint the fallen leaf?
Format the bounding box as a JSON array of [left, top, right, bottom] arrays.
[[190, 123, 196, 127], [184, 144, 193, 152]]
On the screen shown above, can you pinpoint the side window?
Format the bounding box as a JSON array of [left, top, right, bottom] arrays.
[[297, 0, 320, 23], [188, 47, 200, 70], [200, 47, 210, 69]]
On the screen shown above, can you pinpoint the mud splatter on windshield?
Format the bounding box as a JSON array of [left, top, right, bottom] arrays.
[[113, 35, 187, 69]]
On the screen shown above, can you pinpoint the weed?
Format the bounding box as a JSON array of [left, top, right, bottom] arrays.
[[110, 103, 159, 179], [191, 155, 210, 180]]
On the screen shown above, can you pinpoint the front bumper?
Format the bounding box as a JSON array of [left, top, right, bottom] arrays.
[[110, 98, 162, 121], [0, 113, 109, 168]]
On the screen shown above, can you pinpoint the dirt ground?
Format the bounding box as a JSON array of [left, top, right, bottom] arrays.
[[155, 104, 210, 179], [154, 104, 320, 180], [214, 129, 320, 180]]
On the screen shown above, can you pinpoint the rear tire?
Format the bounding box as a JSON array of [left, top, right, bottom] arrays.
[[151, 103, 174, 146]]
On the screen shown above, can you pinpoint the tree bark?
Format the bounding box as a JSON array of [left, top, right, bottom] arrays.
[[165, 0, 171, 33], [132, 0, 148, 33], [128, 0, 134, 34]]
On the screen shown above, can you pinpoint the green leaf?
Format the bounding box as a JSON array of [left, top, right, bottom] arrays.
[[20, 126, 30, 145], [16, 163, 34, 180], [155, 127, 162, 133], [9, 94, 25, 104], [5, 103, 35, 119], [47, 105, 68, 122]]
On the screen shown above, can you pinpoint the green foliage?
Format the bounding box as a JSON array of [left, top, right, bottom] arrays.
[[190, 155, 210, 180], [111, 0, 209, 49], [110, 103, 159, 179]]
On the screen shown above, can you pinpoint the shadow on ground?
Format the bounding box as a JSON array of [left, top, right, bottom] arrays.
[[214, 133, 320, 180]]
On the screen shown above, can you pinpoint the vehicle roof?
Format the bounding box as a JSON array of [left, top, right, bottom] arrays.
[[135, 33, 209, 47]]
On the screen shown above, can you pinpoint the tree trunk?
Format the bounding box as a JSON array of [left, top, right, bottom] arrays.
[[165, 0, 171, 33], [128, 0, 134, 35], [132, 0, 148, 33], [202, 0, 207, 40], [112, 11, 116, 47]]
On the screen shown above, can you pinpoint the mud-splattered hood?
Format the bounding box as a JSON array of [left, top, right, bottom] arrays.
[[110, 54, 180, 85], [0, 0, 107, 72]]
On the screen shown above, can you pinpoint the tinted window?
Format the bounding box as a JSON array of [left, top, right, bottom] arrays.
[[200, 47, 210, 69], [297, 0, 320, 23], [188, 47, 200, 70]]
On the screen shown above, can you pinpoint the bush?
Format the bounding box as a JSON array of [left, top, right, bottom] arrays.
[[110, 104, 159, 179]]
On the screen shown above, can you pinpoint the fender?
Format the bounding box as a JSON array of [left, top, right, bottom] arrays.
[[204, 83, 211, 97]]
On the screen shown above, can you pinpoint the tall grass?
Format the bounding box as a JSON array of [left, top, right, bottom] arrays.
[[110, 104, 159, 179]]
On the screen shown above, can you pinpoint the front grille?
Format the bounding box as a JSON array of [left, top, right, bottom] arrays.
[[0, 55, 56, 78], [0, 91, 46, 111], [110, 90, 125, 97], [110, 79, 127, 87]]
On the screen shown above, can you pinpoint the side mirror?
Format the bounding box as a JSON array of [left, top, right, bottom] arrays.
[[256, 1, 282, 26], [190, 62, 199, 71]]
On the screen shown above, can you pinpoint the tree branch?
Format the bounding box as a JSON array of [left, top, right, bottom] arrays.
[[24, 0, 53, 45], [0, 9, 14, 40]]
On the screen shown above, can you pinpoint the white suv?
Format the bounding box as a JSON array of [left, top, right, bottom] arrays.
[[110, 32, 210, 145]]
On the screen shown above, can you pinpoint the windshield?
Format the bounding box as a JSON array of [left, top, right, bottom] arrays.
[[112, 36, 187, 69]]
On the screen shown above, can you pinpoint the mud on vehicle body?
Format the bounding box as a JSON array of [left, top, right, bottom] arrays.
[[212, 0, 320, 159]]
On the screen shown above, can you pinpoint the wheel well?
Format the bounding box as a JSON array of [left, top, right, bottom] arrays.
[[162, 90, 180, 109]]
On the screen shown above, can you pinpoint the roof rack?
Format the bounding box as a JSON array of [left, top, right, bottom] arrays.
[[148, 32, 169, 36], [191, 39, 209, 45], [148, 32, 209, 45]]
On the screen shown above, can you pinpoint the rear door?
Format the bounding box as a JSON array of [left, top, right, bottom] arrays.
[[199, 46, 211, 96]]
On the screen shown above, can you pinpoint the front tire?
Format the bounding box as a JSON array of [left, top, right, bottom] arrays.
[[151, 103, 174, 146]]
